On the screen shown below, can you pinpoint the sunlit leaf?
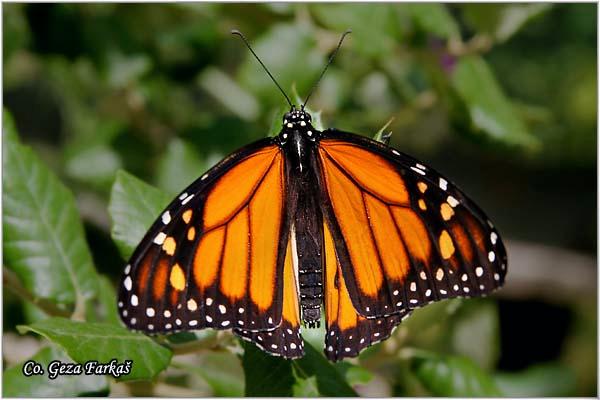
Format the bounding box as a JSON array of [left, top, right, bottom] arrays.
[[18, 317, 172, 381], [494, 363, 576, 397], [411, 351, 502, 396], [109, 170, 170, 259], [3, 118, 98, 312], [3, 346, 108, 397], [155, 138, 205, 197], [451, 55, 539, 150], [406, 4, 460, 39]]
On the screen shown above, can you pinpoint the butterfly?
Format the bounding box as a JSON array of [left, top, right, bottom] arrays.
[[117, 30, 507, 362]]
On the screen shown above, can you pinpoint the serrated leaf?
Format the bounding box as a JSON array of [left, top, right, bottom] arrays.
[[109, 170, 170, 259], [3, 119, 98, 312], [155, 138, 204, 197], [411, 352, 502, 396], [406, 4, 461, 39], [18, 317, 172, 381], [451, 55, 539, 150], [3, 346, 108, 397]]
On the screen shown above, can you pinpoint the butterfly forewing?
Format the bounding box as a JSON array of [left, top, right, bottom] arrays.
[[317, 130, 507, 321], [118, 140, 291, 336]]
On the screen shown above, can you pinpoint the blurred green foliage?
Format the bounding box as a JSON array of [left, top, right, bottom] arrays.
[[3, 3, 596, 397]]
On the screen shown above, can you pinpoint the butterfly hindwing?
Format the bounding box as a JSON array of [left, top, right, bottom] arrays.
[[118, 140, 291, 334], [323, 222, 409, 361], [234, 234, 304, 358], [317, 130, 507, 319]]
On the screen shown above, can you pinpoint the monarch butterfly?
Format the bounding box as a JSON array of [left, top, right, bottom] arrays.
[[118, 30, 507, 362]]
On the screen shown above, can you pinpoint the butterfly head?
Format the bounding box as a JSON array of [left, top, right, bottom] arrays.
[[280, 107, 316, 143]]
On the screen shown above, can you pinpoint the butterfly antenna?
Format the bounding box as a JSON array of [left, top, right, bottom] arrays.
[[303, 29, 352, 109], [231, 30, 293, 108]]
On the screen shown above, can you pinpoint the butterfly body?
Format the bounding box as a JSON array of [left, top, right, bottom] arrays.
[[280, 109, 325, 328]]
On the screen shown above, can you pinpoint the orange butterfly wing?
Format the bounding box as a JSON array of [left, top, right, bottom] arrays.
[[235, 234, 304, 358], [323, 222, 408, 361], [118, 141, 291, 336], [317, 132, 507, 321]]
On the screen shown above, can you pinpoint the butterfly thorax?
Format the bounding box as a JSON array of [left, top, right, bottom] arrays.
[[279, 109, 324, 328], [278, 108, 318, 145]]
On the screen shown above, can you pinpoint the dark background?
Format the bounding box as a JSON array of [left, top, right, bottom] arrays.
[[3, 3, 597, 396]]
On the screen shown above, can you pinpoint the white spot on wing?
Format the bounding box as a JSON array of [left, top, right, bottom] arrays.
[[124, 276, 132, 291], [490, 232, 498, 245], [161, 211, 171, 225], [154, 232, 166, 245], [488, 251, 496, 262], [475, 267, 484, 277], [447, 196, 459, 207], [411, 166, 426, 175], [130, 294, 138, 306], [182, 194, 194, 205], [439, 178, 448, 191]]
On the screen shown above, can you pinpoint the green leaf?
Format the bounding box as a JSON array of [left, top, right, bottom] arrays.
[[3, 346, 108, 397], [293, 344, 357, 396], [405, 4, 461, 39], [311, 4, 398, 59], [3, 120, 98, 313], [494, 363, 576, 397], [238, 24, 325, 107], [95, 275, 121, 325], [3, 4, 31, 62], [18, 317, 172, 381], [451, 300, 500, 370], [64, 144, 122, 191], [183, 352, 245, 396], [411, 351, 502, 396], [451, 55, 539, 150], [373, 117, 395, 144], [242, 341, 294, 396], [242, 340, 357, 396], [462, 4, 552, 43], [109, 170, 170, 259], [155, 138, 204, 197], [293, 375, 320, 397], [198, 67, 260, 121]]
